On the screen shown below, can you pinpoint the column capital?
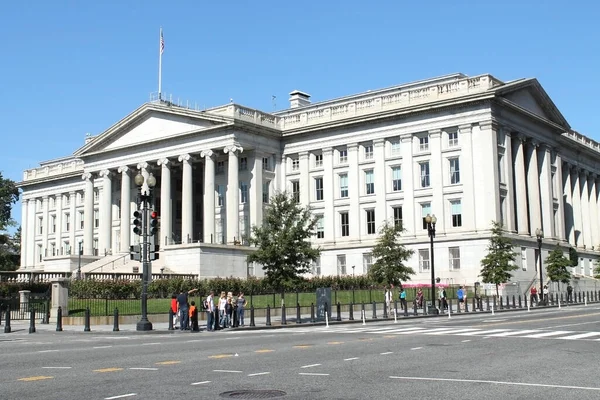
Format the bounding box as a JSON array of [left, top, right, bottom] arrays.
[[81, 172, 93, 181], [28, 198, 36, 205], [373, 138, 385, 146], [223, 145, 243, 155], [157, 158, 170, 167], [428, 129, 442, 138], [178, 154, 192, 163], [400, 135, 412, 143], [117, 166, 129, 174], [528, 139, 540, 148], [582, 169, 590, 177], [200, 150, 214, 158], [137, 162, 149, 170], [98, 169, 112, 178], [458, 124, 472, 133], [322, 147, 334, 156], [347, 143, 359, 150]]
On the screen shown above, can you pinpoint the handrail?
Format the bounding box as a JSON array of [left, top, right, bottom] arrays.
[[87, 253, 130, 273]]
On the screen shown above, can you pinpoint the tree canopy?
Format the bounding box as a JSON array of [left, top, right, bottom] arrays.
[[368, 221, 415, 287], [0, 173, 19, 231], [0, 173, 19, 271], [246, 191, 320, 302], [545, 245, 572, 287], [479, 221, 518, 296]]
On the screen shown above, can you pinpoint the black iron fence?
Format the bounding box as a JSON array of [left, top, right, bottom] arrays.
[[0, 298, 50, 322]]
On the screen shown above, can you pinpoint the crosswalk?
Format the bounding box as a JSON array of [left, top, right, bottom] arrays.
[[248, 325, 600, 342]]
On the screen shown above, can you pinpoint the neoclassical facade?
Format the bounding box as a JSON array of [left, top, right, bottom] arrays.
[[17, 73, 600, 289]]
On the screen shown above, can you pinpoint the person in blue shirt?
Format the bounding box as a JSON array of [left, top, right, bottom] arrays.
[[399, 288, 407, 312]]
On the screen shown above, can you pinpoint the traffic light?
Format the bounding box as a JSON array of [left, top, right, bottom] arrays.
[[149, 211, 159, 236], [150, 244, 160, 261], [133, 211, 142, 235]]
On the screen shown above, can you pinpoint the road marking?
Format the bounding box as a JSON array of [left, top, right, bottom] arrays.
[[524, 331, 573, 338], [155, 361, 181, 365], [255, 349, 274, 353], [344, 357, 359, 361], [389, 376, 600, 391], [105, 394, 137, 400], [458, 329, 510, 336], [42, 367, 72, 369], [141, 343, 161, 346], [18, 376, 53, 382], [248, 372, 271, 376], [559, 332, 600, 340], [129, 368, 159, 371], [94, 346, 113, 349], [327, 341, 344, 345], [191, 381, 211, 385], [186, 339, 203, 343], [213, 370, 243, 373], [38, 350, 59, 353], [380, 351, 394, 355], [94, 368, 124, 373], [474, 312, 600, 327], [487, 330, 539, 337], [299, 373, 329, 376], [301, 364, 321, 369], [425, 328, 479, 335], [411, 347, 423, 350], [293, 345, 313, 348], [209, 354, 233, 359], [461, 340, 471, 343], [384, 335, 396, 338]]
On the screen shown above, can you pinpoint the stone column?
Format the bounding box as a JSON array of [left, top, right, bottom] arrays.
[[249, 150, 263, 232], [399, 136, 414, 236], [539, 145, 554, 238], [157, 158, 172, 245], [42, 196, 49, 259], [82, 173, 94, 255], [178, 154, 194, 243], [20, 199, 28, 267], [526, 141, 542, 235], [118, 166, 131, 252], [347, 143, 361, 237], [554, 153, 566, 241], [55, 194, 63, 255], [27, 199, 36, 265], [472, 122, 500, 231], [68, 191, 76, 254], [323, 147, 334, 238], [513, 135, 529, 235], [50, 278, 69, 323], [201, 150, 216, 244], [224, 145, 243, 244], [580, 171, 591, 248], [428, 130, 445, 234], [562, 163, 575, 244], [373, 139, 386, 228], [588, 174, 599, 250], [571, 168, 583, 248], [98, 169, 112, 255], [299, 151, 310, 205], [502, 130, 516, 232]]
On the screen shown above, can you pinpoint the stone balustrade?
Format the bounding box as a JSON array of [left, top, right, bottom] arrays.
[[22, 159, 84, 182]]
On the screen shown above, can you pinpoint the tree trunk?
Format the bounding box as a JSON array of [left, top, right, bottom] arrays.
[[495, 284, 499, 298], [280, 291, 285, 307]]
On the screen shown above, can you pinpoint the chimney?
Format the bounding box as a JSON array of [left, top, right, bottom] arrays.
[[289, 90, 311, 109]]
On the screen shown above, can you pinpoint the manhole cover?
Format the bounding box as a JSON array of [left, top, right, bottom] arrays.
[[219, 390, 286, 399]]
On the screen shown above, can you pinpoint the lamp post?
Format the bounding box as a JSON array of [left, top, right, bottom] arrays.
[[425, 214, 437, 314], [352, 265, 355, 277], [76, 240, 83, 280], [536, 228, 544, 305], [134, 172, 157, 331]]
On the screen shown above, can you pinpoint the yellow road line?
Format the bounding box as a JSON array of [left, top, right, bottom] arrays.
[[327, 341, 344, 345], [474, 312, 600, 327], [18, 376, 53, 382], [383, 335, 396, 338], [93, 368, 124, 373], [208, 354, 233, 359], [155, 361, 181, 365], [255, 349, 274, 353], [293, 345, 313, 348]]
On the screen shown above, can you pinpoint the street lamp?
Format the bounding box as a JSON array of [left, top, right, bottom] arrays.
[[536, 228, 544, 305], [425, 214, 437, 314], [352, 265, 355, 277], [76, 239, 83, 280], [134, 172, 157, 331]]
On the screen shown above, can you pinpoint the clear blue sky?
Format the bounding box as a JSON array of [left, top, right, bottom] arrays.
[[1, 0, 598, 233]]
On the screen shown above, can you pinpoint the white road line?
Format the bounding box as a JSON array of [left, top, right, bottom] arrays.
[[457, 329, 509, 336], [190, 381, 211, 385], [424, 328, 479, 335], [411, 347, 423, 350], [301, 364, 322, 368], [486, 330, 540, 337], [461, 340, 471, 343], [344, 357, 359, 361], [524, 331, 573, 338], [380, 352, 394, 355], [186, 340, 203, 343], [129, 368, 159, 371], [141, 343, 161, 346], [93, 346, 113, 349], [389, 376, 600, 391], [213, 370, 243, 373], [38, 350, 59, 353], [299, 373, 329, 376], [42, 367, 72, 369], [105, 394, 137, 400], [558, 332, 600, 340], [248, 372, 271, 376]]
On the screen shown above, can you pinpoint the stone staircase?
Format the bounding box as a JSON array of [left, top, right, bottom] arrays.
[[80, 253, 131, 273]]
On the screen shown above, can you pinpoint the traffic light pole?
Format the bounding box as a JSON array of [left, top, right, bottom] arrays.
[[136, 193, 153, 332]]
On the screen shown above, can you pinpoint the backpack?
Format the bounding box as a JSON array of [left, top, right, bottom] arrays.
[[202, 298, 209, 310]]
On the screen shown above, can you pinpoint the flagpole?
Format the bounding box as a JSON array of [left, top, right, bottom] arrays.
[[158, 27, 163, 100]]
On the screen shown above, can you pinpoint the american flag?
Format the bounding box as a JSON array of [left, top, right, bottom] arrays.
[[160, 30, 165, 54]]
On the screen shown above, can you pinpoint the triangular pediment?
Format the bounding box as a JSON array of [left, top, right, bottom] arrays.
[[75, 103, 232, 156], [504, 89, 551, 120]]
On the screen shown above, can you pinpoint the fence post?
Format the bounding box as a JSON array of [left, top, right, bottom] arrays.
[[281, 305, 287, 325], [512, 295, 516, 309], [266, 305, 271, 326], [250, 305, 256, 327], [296, 303, 301, 324], [310, 303, 316, 323], [168, 308, 174, 331], [372, 301, 377, 319], [43, 300, 50, 324], [383, 301, 388, 319], [113, 308, 120, 332], [518, 295, 522, 308], [349, 303, 354, 321], [336, 302, 341, 322], [84, 307, 91, 332], [487, 297, 491, 311], [56, 306, 63, 332], [4, 307, 11, 333], [29, 308, 36, 334], [413, 300, 418, 316]]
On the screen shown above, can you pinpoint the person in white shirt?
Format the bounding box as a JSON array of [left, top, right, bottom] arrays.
[[385, 288, 393, 316], [206, 291, 215, 331], [218, 291, 227, 328]]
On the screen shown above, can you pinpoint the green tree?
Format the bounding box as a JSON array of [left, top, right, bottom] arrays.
[[247, 191, 320, 305], [594, 260, 600, 280], [568, 247, 578, 267], [368, 221, 415, 287], [0, 173, 19, 271], [545, 245, 572, 290], [479, 221, 518, 297], [0, 226, 20, 271]]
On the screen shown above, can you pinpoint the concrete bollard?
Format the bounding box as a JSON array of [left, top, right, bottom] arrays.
[[383, 301, 388, 319], [349, 303, 354, 321], [310, 303, 316, 323], [512, 295, 516, 309], [296, 303, 302, 324], [413, 300, 418, 316], [4, 307, 11, 333], [250, 305, 256, 327], [372, 302, 377, 319], [266, 305, 271, 326], [113, 308, 120, 332], [168, 308, 174, 331], [29, 309, 36, 334], [362, 309, 366, 325], [336, 302, 341, 322], [56, 306, 63, 332], [281, 305, 287, 325], [518, 295, 522, 308], [84, 307, 91, 332], [487, 297, 491, 311]]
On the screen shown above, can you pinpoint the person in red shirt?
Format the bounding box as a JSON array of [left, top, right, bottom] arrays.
[[170, 294, 179, 327], [530, 287, 538, 306]]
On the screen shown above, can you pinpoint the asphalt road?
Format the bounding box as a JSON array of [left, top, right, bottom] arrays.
[[2, 304, 600, 400]]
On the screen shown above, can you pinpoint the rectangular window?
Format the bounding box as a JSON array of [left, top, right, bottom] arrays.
[[420, 162, 430, 188], [94, 210, 99, 228], [38, 217, 43, 235], [65, 195, 71, 206], [94, 189, 99, 203], [365, 170, 375, 195], [337, 255, 347, 276], [448, 131, 458, 147], [217, 161, 225, 174], [339, 149, 348, 164], [419, 249, 430, 272], [366, 209, 376, 235], [239, 157, 248, 171], [315, 177, 324, 201], [340, 212, 349, 237], [51, 215, 56, 234], [393, 206, 403, 228], [291, 158, 300, 171], [314, 154, 323, 168], [498, 154, 504, 184], [339, 174, 348, 198], [50, 197, 55, 209], [449, 247, 461, 270], [65, 213, 70, 232], [390, 139, 401, 155], [363, 253, 373, 274], [263, 181, 270, 204], [312, 258, 321, 275], [262, 157, 270, 171], [421, 203, 431, 230], [79, 193, 84, 205], [364, 145, 373, 160], [450, 158, 460, 184], [93, 239, 99, 256], [316, 215, 324, 239], [292, 181, 300, 203], [392, 166, 402, 191], [79, 211, 84, 229], [240, 182, 248, 204], [451, 200, 462, 227], [217, 185, 225, 206], [419, 136, 429, 151], [521, 247, 527, 271]]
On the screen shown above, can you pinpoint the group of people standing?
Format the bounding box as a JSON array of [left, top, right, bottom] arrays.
[[170, 289, 248, 331]]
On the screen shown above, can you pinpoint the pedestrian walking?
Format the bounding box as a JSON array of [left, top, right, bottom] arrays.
[[237, 292, 247, 326]]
